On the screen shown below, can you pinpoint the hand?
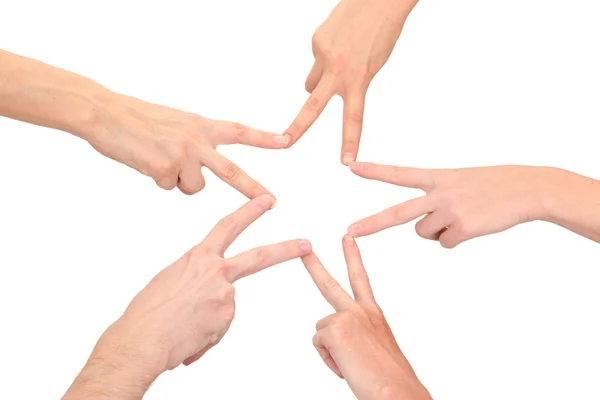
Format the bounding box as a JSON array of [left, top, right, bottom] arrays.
[[63, 195, 311, 399], [89, 93, 290, 197], [302, 235, 431, 400], [348, 162, 560, 248], [284, 0, 418, 164]]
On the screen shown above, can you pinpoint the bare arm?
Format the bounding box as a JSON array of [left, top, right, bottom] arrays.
[[0, 49, 105, 140], [542, 168, 600, 243], [0, 48, 288, 197], [62, 326, 163, 400]]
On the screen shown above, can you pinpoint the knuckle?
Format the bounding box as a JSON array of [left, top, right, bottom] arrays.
[[153, 158, 177, 180], [306, 95, 322, 111], [344, 109, 364, 125], [223, 162, 240, 181], [223, 283, 236, 300], [439, 236, 455, 249], [222, 302, 236, 322], [216, 262, 233, 278], [253, 247, 269, 266], [453, 218, 472, 238], [414, 220, 428, 239], [320, 277, 340, 292], [230, 122, 247, 140], [348, 270, 368, 285]]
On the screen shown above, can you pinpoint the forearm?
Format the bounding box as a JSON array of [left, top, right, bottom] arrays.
[[0, 49, 112, 140], [62, 324, 164, 400], [540, 168, 600, 243]]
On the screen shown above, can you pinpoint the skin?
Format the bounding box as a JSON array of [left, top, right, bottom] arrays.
[[284, 0, 419, 164], [348, 162, 600, 248], [62, 195, 312, 400], [303, 235, 432, 400], [0, 49, 290, 197]]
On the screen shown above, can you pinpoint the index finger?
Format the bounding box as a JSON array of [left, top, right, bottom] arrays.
[[348, 195, 435, 237], [211, 120, 291, 149], [301, 252, 356, 312], [350, 162, 435, 191], [203, 150, 270, 199], [283, 76, 337, 146], [225, 239, 312, 282], [203, 194, 275, 255]]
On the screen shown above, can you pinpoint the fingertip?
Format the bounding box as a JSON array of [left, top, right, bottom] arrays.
[[282, 133, 294, 148], [274, 134, 291, 148], [299, 239, 312, 254], [347, 223, 362, 237], [342, 234, 355, 245], [255, 194, 277, 209], [349, 162, 364, 173], [342, 152, 355, 166]]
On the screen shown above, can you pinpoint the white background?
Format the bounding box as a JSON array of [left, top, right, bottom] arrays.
[[1, 0, 599, 399]]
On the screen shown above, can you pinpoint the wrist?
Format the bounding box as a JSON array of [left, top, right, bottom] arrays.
[[63, 319, 167, 400], [536, 167, 579, 224], [70, 88, 119, 142]]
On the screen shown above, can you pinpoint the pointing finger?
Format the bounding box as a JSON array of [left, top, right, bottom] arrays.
[[203, 195, 275, 255], [212, 120, 290, 149], [203, 149, 270, 199], [350, 162, 435, 191], [225, 239, 312, 282], [348, 195, 436, 237], [283, 76, 337, 146]]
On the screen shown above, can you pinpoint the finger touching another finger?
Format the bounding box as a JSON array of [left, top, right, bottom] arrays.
[[226, 239, 312, 282], [203, 150, 271, 199], [349, 162, 434, 191], [283, 76, 336, 146], [301, 252, 356, 311], [341, 90, 366, 165], [348, 196, 435, 237], [203, 194, 276, 255], [213, 120, 290, 149]]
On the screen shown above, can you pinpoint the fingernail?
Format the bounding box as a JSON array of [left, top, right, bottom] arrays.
[[343, 234, 354, 244], [342, 152, 354, 165], [350, 162, 363, 172], [299, 239, 312, 253], [274, 135, 290, 145], [258, 194, 276, 209], [348, 224, 362, 236], [283, 133, 293, 147]]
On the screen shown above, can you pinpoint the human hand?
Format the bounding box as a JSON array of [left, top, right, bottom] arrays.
[[63, 195, 311, 399], [284, 0, 418, 164], [348, 162, 561, 248], [88, 93, 290, 197], [303, 235, 431, 400]]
